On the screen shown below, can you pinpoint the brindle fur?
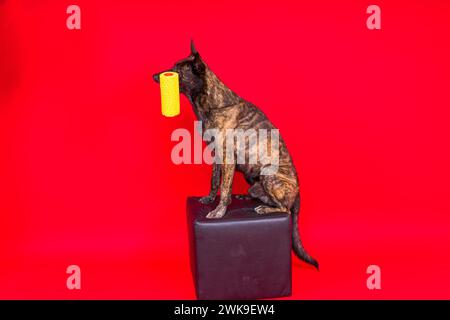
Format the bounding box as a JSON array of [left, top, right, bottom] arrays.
[[154, 41, 318, 269]]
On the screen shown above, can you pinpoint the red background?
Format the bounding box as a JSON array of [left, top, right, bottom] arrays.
[[1, 0, 450, 299]]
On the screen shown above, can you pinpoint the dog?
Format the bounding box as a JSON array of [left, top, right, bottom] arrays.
[[153, 41, 318, 269]]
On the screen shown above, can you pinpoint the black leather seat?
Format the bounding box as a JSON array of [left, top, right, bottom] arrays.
[[187, 196, 292, 300]]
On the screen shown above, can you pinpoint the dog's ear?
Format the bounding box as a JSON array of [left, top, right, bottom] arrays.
[[192, 52, 205, 75], [191, 40, 204, 75], [191, 39, 199, 56]]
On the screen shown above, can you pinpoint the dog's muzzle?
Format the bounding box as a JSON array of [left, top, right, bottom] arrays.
[[153, 70, 174, 83]]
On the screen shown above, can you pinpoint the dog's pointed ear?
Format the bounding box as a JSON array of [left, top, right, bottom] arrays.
[[193, 53, 205, 75], [190, 40, 204, 75], [191, 39, 198, 56]]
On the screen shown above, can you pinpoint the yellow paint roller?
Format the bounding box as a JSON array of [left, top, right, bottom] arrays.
[[159, 71, 180, 117]]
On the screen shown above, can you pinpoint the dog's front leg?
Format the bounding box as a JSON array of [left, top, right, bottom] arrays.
[[206, 164, 235, 219], [199, 164, 221, 204]]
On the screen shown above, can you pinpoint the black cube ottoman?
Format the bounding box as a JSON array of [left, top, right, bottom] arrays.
[[187, 195, 292, 300]]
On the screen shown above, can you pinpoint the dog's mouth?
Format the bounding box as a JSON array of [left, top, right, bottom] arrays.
[[153, 69, 176, 84], [153, 70, 186, 95], [152, 73, 160, 83]]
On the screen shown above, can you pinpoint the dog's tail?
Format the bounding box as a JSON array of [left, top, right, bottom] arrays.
[[291, 193, 319, 270]]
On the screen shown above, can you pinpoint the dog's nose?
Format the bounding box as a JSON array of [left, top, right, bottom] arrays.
[[153, 73, 160, 83]]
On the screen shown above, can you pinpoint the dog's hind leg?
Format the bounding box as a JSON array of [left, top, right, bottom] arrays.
[[248, 182, 276, 206], [254, 176, 296, 215]]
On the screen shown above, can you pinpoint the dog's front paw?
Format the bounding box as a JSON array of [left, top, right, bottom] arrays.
[[206, 205, 227, 219], [199, 195, 215, 204]]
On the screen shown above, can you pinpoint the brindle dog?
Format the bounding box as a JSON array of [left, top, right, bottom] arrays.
[[153, 41, 318, 269]]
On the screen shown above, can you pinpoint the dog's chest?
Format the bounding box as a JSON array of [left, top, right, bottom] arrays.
[[204, 106, 242, 131]]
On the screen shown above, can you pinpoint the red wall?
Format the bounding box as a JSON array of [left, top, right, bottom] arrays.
[[1, 0, 449, 299]]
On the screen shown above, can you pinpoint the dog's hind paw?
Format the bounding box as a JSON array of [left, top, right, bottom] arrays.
[[255, 205, 269, 215], [255, 205, 289, 215]]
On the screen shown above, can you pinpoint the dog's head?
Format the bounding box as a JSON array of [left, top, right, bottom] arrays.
[[153, 40, 206, 96]]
